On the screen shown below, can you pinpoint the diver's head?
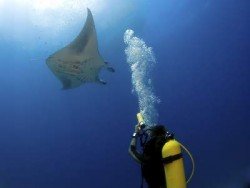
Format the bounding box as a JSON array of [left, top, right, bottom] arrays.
[[148, 125, 166, 137]]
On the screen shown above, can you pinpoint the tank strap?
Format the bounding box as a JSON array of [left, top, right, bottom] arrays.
[[162, 153, 183, 164]]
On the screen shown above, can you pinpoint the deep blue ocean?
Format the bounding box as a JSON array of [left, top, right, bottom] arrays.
[[0, 0, 249, 187]]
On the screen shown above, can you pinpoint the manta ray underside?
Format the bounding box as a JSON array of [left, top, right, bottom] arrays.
[[46, 8, 114, 89]]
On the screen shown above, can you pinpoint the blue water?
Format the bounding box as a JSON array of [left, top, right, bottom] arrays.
[[0, 0, 249, 187]]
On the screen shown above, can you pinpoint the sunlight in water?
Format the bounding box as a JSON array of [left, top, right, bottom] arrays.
[[31, 0, 105, 28], [0, 0, 105, 28], [32, 0, 104, 12], [124, 29, 160, 126], [33, 0, 63, 11]]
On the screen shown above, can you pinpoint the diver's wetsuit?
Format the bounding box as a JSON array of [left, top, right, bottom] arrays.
[[129, 133, 166, 188]]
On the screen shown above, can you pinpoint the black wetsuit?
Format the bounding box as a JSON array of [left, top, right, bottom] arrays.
[[129, 134, 166, 188]]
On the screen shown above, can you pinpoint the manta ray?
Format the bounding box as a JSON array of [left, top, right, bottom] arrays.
[[46, 8, 114, 89]]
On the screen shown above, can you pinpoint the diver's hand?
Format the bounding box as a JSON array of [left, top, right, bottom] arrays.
[[134, 124, 141, 133]]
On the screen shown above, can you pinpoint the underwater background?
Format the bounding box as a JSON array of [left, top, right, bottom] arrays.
[[0, 0, 249, 187]]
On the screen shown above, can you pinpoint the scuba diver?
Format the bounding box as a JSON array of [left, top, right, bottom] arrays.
[[129, 124, 167, 188], [129, 113, 194, 188]]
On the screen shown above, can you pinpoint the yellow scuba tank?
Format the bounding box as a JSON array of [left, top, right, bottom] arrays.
[[162, 138, 186, 188]]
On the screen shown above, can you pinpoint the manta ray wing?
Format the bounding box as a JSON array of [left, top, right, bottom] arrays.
[[46, 8, 107, 89]]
